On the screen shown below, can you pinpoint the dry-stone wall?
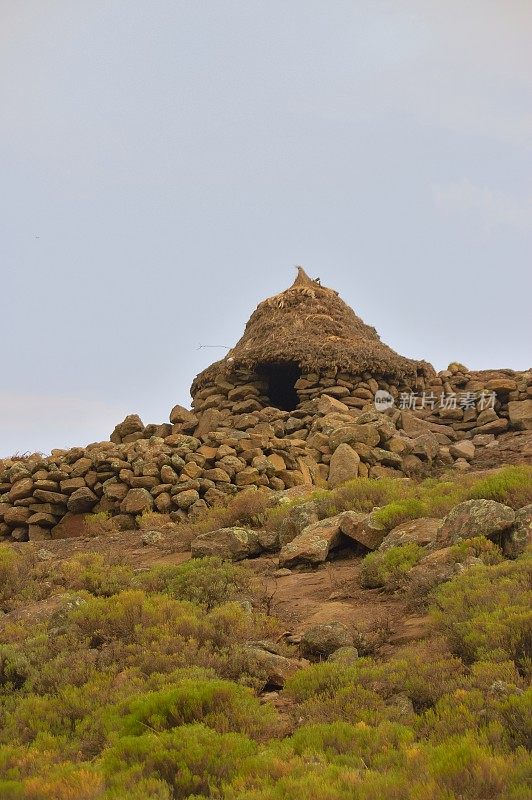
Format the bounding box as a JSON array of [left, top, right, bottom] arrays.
[[1, 366, 530, 542]]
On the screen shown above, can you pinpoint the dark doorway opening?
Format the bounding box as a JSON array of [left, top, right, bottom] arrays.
[[258, 362, 301, 411]]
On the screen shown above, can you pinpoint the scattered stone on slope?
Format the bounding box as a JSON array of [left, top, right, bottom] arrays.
[[437, 499, 515, 545], [300, 621, 353, 660], [278, 515, 344, 567], [327, 443, 360, 488], [340, 510, 387, 550], [191, 526, 262, 561], [378, 518, 441, 551], [503, 504, 532, 558], [449, 440, 476, 461]]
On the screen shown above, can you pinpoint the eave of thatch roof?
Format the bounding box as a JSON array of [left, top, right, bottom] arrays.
[[191, 269, 434, 393]]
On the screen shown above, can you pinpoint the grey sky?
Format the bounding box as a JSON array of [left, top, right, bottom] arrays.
[[2, 0, 531, 456]]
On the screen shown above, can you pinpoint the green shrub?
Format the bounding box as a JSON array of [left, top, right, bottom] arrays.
[[288, 720, 414, 767], [466, 465, 532, 508], [137, 556, 255, 610], [284, 662, 360, 703], [431, 554, 532, 675], [112, 678, 277, 739], [101, 723, 256, 799], [57, 554, 135, 596], [0, 645, 32, 692], [371, 500, 428, 531], [450, 536, 504, 566], [361, 544, 424, 590]]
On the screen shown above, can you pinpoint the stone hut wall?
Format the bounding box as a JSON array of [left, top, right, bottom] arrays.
[[0, 366, 530, 544]]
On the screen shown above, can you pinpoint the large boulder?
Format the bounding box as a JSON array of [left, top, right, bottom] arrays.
[[278, 515, 344, 567], [243, 644, 304, 687], [191, 527, 262, 561], [503, 505, 532, 558], [300, 621, 353, 660], [328, 443, 360, 488], [508, 400, 532, 431], [437, 499, 515, 545], [120, 488, 154, 515], [67, 487, 98, 513], [379, 517, 441, 551], [278, 501, 320, 547], [340, 510, 387, 550], [330, 424, 380, 450]]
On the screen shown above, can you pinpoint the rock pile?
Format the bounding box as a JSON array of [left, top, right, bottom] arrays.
[[0, 367, 531, 542]]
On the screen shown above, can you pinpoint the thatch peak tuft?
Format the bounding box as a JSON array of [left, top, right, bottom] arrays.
[[292, 266, 315, 287]]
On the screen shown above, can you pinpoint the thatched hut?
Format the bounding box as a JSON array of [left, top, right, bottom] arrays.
[[191, 269, 433, 415]]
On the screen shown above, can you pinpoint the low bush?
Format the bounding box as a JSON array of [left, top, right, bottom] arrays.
[[449, 536, 504, 566], [56, 554, 135, 597], [112, 678, 277, 739], [361, 544, 424, 590], [137, 556, 255, 610], [431, 552, 532, 676], [100, 723, 257, 799], [466, 465, 532, 508]]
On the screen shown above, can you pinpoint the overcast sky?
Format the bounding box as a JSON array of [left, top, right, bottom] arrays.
[[2, 0, 531, 456]]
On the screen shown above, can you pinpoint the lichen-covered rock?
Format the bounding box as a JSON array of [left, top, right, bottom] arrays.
[[437, 499, 515, 545], [379, 517, 441, 551], [300, 621, 353, 659], [120, 488, 154, 514], [243, 645, 304, 687], [67, 487, 98, 513], [503, 504, 532, 558], [174, 489, 200, 509], [328, 443, 360, 488], [191, 526, 262, 561], [508, 400, 532, 431], [141, 530, 165, 546], [278, 515, 344, 567], [340, 510, 387, 550], [279, 501, 320, 547]]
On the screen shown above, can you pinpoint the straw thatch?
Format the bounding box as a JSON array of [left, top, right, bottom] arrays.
[[191, 269, 433, 392]]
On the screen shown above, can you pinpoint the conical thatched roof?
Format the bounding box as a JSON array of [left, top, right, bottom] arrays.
[[192, 268, 433, 392]]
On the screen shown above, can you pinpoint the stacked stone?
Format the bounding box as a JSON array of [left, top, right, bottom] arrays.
[[293, 370, 419, 410], [191, 368, 419, 419], [0, 396, 451, 542], [1, 366, 530, 543], [425, 367, 531, 428]]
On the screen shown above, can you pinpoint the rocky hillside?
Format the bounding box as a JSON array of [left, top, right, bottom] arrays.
[[0, 465, 530, 799]]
